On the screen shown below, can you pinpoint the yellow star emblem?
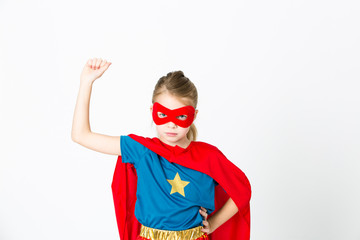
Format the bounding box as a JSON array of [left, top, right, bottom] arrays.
[[167, 172, 190, 197]]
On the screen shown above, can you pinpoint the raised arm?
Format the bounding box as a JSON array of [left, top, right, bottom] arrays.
[[71, 58, 121, 156]]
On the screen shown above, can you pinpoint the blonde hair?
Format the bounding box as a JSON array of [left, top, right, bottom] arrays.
[[151, 71, 198, 141]]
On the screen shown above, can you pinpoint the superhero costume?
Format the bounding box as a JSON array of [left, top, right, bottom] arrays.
[[111, 102, 251, 239], [119, 135, 218, 230], [111, 134, 251, 240]]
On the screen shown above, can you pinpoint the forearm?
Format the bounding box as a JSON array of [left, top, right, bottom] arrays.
[[71, 81, 93, 141], [208, 197, 239, 233]]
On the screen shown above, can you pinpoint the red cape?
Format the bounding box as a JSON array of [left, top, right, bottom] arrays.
[[111, 134, 251, 240]]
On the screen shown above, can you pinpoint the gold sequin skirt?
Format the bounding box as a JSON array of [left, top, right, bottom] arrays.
[[136, 224, 209, 240]]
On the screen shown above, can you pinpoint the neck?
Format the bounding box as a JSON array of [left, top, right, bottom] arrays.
[[158, 136, 191, 149]]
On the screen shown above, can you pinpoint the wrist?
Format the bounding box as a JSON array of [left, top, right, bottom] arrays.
[[207, 217, 216, 234], [79, 80, 93, 88]]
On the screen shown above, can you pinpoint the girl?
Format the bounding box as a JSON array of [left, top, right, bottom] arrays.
[[71, 58, 251, 240]]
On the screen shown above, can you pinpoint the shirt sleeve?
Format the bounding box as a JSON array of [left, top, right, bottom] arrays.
[[120, 135, 148, 167]]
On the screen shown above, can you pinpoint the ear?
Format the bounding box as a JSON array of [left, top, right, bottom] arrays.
[[150, 105, 153, 115], [194, 109, 199, 120]]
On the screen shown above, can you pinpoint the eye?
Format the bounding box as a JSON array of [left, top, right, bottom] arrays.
[[176, 115, 187, 120], [157, 112, 167, 118]]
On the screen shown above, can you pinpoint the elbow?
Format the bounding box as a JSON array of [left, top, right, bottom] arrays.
[[71, 130, 91, 143], [71, 133, 80, 143], [71, 131, 90, 143]]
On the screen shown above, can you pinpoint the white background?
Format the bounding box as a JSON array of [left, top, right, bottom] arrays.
[[1, 0, 359, 239]]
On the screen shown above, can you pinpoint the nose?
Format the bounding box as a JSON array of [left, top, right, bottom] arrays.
[[167, 121, 177, 128]]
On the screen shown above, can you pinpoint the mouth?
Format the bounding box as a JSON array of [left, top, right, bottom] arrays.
[[165, 132, 178, 137]]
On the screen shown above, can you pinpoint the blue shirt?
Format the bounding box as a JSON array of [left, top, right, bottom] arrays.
[[120, 135, 218, 230]]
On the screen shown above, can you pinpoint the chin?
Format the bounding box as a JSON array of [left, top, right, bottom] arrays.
[[161, 133, 184, 143], [163, 135, 179, 142]]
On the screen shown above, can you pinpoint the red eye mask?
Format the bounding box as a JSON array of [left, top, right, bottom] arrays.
[[152, 102, 195, 128]]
